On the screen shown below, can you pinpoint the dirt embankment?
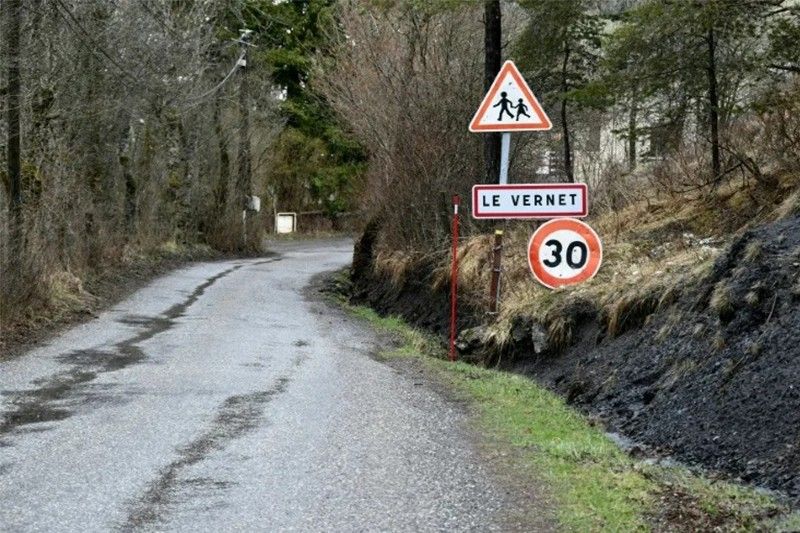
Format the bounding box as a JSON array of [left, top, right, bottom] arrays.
[[350, 221, 484, 335], [350, 215, 800, 502]]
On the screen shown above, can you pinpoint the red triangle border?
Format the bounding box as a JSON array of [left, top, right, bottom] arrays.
[[469, 60, 552, 133]]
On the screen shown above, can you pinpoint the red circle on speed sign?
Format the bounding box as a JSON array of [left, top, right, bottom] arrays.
[[528, 218, 603, 289]]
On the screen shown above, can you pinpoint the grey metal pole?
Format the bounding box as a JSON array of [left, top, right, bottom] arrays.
[[499, 133, 511, 184]]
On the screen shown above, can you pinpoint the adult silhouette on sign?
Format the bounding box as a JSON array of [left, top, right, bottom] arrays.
[[493, 91, 514, 121], [515, 99, 531, 121]]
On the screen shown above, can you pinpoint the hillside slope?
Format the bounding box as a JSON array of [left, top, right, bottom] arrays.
[[513, 215, 800, 500], [350, 182, 800, 501]]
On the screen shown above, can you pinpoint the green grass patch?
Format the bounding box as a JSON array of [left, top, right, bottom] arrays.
[[344, 304, 797, 532], [449, 362, 651, 531]]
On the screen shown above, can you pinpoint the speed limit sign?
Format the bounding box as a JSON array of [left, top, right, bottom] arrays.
[[528, 218, 602, 289]]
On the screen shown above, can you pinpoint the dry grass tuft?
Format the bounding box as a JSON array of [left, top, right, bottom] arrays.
[[710, 282, 736, 322], [374, 250, 420, 287], [791, 275, 800, 297], [655, 311, 685, 342], [606, 286, 662, 338], [452, 234, 494, 297], [547, 314, 575, 353], [744, 291, 760, 306], [773, 187, 800, 220], [743, 241, 763, 262], [361, 170, 800, 357], [713, 332, 727, 350], [543, 298, 597, 353], [44, 270, 95, 314], [661, 359, 697, 390], [747, 340, 763, 357]]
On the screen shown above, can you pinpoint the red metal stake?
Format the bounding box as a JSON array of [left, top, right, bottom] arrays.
[[449, 195, 460, 362]]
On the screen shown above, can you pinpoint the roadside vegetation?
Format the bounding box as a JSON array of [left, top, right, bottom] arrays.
[[322, 0, 800, 372], [315, 1, 800, 521], [0, 1, 365, 349], [320, 0, 800, 254], [0, 242, 222, 361], [436, 170, 800, 353], [342, 301, 800, 532]]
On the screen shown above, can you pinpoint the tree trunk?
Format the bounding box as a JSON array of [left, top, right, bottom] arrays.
[[119, 118, 137, 234], [560, 46, 574, 183], [484, 0, 502, 183], [707, 26, 721, 184], [214, 90, 230, 215], [177, 118, 194, 242], [5, 0, 23, 240], [628, 90, 638, 172]]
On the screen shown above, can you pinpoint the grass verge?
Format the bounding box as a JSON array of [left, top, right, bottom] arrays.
[[343, 302, 800, 532]]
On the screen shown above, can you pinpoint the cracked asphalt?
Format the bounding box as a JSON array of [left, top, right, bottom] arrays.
[[0, 239, 513, 532]]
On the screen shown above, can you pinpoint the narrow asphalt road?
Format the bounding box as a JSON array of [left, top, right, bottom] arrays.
[[0, 239, 514, 532]]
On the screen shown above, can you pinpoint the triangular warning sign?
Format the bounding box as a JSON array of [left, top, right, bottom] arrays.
[[469, 60, 552, 133]]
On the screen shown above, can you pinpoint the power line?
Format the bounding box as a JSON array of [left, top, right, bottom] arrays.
[[184, 51, 246, 109], [52, 1, 255, 114], [53, 0, 143, 87]]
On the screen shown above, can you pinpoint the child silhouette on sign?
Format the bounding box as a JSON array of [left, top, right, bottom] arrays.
[[515, 99, 531, 121], [493, 92, 515, 121]]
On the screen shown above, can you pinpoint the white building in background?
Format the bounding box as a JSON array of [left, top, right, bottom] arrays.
[[531, 108, 651, 186]]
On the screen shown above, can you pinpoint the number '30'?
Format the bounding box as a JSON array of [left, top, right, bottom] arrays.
[[543, 239, 588, 269]]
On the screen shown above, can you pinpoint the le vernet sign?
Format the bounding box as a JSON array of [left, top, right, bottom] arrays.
[[462, 58, 602, 294], [472, 184, 588, 219]]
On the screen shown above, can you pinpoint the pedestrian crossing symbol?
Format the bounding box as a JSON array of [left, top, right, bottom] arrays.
[[469, 60, 552, 133]]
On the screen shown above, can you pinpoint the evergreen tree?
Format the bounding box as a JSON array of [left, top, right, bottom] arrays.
[[515, 0, 603, 183], [238, 0, 365, 216], [604, 0, 787, 184]]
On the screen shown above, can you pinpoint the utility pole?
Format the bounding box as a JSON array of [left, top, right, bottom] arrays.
[[483, 1, 505, 314], [5, 0, 23, 249], [484, 0, 502, 183], [237, 29, 253, 248]]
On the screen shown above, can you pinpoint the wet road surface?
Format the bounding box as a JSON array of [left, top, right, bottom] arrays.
[[0, 240, 512, 532]]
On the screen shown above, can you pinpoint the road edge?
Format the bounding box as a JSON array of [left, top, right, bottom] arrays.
[[0, 248, 278, 362], [307, 270, 558, 532]]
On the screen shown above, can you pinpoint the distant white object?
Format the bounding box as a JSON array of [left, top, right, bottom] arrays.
[[237, 58, 247, 68], [248, 195, 261, 212], [275, 212, 296, 234]]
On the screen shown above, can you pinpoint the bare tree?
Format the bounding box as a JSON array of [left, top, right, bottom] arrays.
[[0, 0, 282, 329], [4, 0, 22, 250], [317, 1, 485, 251]]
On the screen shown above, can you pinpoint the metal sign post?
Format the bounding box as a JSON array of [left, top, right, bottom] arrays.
[[468, 60, 555, 320], [499, 133, 511, 185]]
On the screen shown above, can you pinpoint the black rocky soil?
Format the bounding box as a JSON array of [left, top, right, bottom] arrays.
[[521, 216, 800, 500]]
